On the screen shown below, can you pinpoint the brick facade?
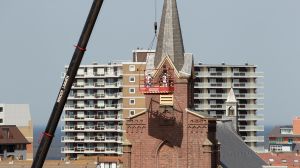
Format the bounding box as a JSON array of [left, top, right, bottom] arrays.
[[123, 59, 219, 168]]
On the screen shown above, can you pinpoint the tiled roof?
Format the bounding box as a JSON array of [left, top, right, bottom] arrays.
[[217, 121, 267, 168], [0, 125, 29, 144], [258, 152, 300, 168]]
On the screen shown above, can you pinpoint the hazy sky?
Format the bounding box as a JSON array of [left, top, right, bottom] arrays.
[[1, 0, 300, 126]]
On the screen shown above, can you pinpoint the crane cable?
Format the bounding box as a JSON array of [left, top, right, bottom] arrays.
[[147, 0, 158, 50]]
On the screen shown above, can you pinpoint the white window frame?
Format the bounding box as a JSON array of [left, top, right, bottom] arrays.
[[129, 76, 135, 83], [129, 65, 135, 72], [129, 88, 135, 94], [129, 99, 135, 105]]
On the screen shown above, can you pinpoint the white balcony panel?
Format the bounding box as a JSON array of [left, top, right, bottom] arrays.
[[242, 136, 264, 143], [239, 125, 264, 132], [238, 114, 264, 121]]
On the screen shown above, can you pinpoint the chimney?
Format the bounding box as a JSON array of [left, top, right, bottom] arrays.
[[293, 117, 300, 135]]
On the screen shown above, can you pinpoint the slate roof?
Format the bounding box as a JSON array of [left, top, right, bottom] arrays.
[[217, 121, 267, 168], [0, 125, 30, 144], [155, 0, 185, 71]]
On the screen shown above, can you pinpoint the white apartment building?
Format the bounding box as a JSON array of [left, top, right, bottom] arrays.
[[193, 63, 264, 152], [61, 63, 124, 159]]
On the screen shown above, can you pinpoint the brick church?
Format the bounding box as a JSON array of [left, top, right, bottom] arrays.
[[122, 0, 220, 167]]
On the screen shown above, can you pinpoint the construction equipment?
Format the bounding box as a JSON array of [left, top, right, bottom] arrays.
[[31, 0, 104, 167]]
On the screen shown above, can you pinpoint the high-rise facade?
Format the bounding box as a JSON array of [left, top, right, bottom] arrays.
[[193, 64, 264, 152], [61, 64, 124, 159]]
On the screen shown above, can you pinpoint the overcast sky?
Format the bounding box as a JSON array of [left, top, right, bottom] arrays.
[[1, 0, 300, 126]]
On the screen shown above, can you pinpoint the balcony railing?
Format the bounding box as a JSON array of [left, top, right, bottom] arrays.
[[64, 104, 123, 110], [242, 136, 264, 142], [194, 103, 263, 110], [195, 71, 264, 78], [238, 125, 264, 131], [68, 93, 122, 99], [238, 104, 264, 110], [76, 71, 123, 78], [61, 125, 123, 132], [194, 93, 264, 99], [72, 82, 122, 88], [61, 136, 123, 143], [238, 114, 264, 121], [194, 82, 263, 88], [61, 147, 123, 154], [62, 114, 123, 121]]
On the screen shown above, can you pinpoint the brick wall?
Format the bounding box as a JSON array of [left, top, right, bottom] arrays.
[[124, 60, 219, 168]]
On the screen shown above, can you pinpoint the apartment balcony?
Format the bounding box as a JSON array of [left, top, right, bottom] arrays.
[[61, 125, 123, 132], [64, 104, 122, 111], [72, 82, 122, 89], [232, 71, 264, 78], [195, 72, 231, 78], [195, 71, 264, 78], [68, 93, 122, 100], [194, 82, 230, 88], [194, 93, 227, 99], [62, 114, 123, 121], [233, 82, 264, 88], [194, 104, 225, 110], [242, 136, 264, 143], [61, 136, 123, 143], [61, 147, 122, 154], [238, 114, 264, 121], [238, 104, 264, 110], [76, 71, 123, 78], [194, 93, 264, 100], [269, 141, 294, 145], [239, 125, 264, 132], [235, 93, 264, 99], [194, 103, 263, 111], [194, 82, 263, 89]]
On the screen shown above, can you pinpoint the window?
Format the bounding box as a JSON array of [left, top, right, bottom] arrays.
[[129, 65, 135, 72], [129, 110, 135, 116], [0, 119, 3, 124], [7, 145, 15, 153], [129, 88, 135, 94], [281, 159, 287, 163], [129, 76, 135, 82], [0, 107, 2, 112], [129, 99, 135, 105]]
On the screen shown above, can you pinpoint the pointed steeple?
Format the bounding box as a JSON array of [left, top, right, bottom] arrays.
[[155, 0, 185, 71], [226, 88, 237, 103]]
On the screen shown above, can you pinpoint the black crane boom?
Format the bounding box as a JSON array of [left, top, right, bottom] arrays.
[[31, 0, 104, 167]]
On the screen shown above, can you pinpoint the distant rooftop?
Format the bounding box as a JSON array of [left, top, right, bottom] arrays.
[[0, 125, 29, 144], [269, 126, 300, 138], [259, 152, 300, 167]]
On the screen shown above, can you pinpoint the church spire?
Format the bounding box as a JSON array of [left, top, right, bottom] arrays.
[[155, 0, 185, 71]]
